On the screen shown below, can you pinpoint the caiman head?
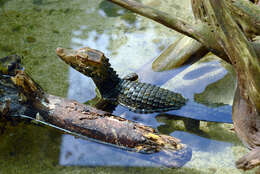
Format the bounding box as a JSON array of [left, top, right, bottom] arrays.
[[56, 47, 109, 78], [56, 46, 120, 96]]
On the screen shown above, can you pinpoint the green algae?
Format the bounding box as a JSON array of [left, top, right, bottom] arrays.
[[0, 121, 61, 174]]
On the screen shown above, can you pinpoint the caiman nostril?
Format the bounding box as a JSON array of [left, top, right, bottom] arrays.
[[56, 47, 64, 55]]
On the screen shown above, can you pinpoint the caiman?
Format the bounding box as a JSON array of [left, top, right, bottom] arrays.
[[56, 47, 187, 113]]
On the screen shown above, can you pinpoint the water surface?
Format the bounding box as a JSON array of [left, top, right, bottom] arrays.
[[0, 0, 255, 173]]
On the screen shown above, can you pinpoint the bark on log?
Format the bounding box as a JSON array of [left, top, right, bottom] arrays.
[[1, 58, 191, 167], [232, 87, 260, 170], [225, 0, 260, 37]]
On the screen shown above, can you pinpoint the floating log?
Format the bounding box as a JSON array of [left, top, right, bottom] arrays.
[[0, 56, 191, 167]]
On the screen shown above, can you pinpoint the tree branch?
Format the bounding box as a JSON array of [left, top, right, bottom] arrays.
[[106, 0, 229, 61], [107, 0, 260, 63], [152, 36, 207, 71]]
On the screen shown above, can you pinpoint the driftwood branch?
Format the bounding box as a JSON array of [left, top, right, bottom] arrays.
[[193, 0, 260, 170], [236, 147, 260, 170], [225, 0, 260, 37], [152, 36, 207, 71], [0, 56, 191, 167], [106, 0, 199, 39], [201, 0, 260, 113]]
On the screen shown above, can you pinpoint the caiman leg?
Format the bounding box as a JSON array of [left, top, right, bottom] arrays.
[[56, 47, 187, 114], [123, 72, 139, 81]]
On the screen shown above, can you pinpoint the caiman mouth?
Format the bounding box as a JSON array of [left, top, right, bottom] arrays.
[[56, 47, 65, 56], [56, 47, 74, 60]]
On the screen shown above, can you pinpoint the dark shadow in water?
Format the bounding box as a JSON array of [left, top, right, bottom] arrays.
[[92, 97, 232, 124]]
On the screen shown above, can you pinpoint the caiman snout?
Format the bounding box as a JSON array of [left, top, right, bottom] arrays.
[[56, 47, 65, 57]]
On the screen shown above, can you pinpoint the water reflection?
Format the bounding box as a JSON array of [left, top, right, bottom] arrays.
[[0, 0, 243, 172], [60, 134, 191, 167], [60, 0, 237, 169], [171, 131, 237, 169], [62, 27, 235, 167], [60, 135, 161, 166]]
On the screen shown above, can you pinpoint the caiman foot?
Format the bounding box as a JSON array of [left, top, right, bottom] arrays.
[[236, 147, 260, 170]]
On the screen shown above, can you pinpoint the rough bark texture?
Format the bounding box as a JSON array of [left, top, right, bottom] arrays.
[[1, 68, 191, 168], [233, 87, 260, 170]]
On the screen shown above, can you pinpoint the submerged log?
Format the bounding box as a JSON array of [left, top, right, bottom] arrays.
[[0, 56, 191, 167]]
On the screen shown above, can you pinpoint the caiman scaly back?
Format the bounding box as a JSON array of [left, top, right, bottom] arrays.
[[56, 47, 187, 113]]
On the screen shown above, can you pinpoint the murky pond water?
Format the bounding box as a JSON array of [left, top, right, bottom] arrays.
[[0, 0, 256, 173]]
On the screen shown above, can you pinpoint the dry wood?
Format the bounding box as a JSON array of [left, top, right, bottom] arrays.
[[225, 0, 260, 37], [232, 87, 260, 170]]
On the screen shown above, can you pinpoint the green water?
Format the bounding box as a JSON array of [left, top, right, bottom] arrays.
[[0, 0, 257, 173]]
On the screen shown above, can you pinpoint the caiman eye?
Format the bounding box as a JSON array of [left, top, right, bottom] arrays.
[[76, 55, 83, 59], [87, 50, 102, 63]]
